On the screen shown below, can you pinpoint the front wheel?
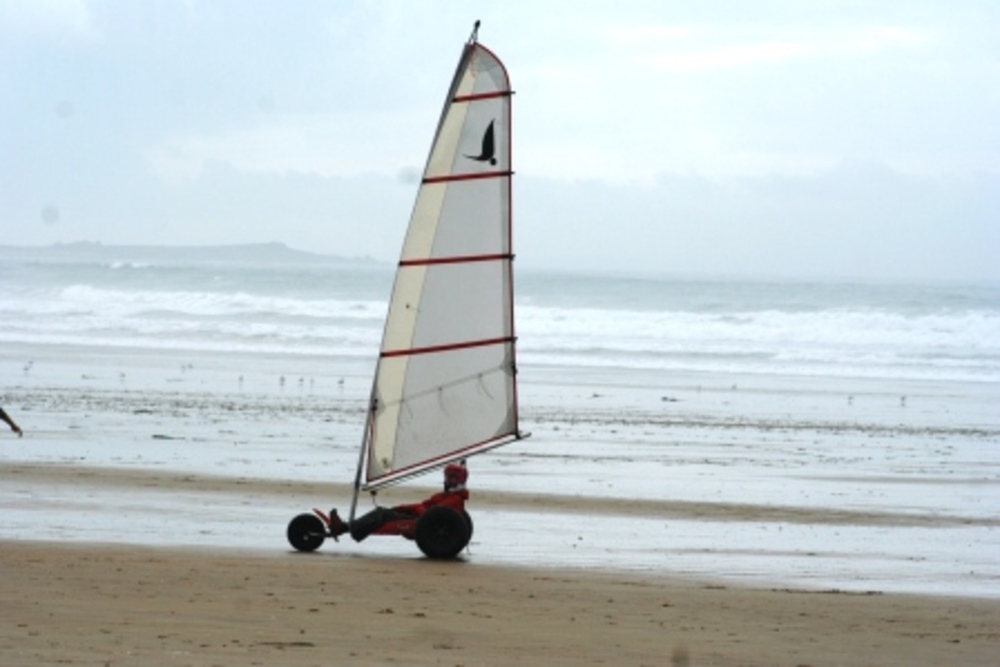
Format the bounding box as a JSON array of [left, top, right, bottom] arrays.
[[415, 506, 472, 559], [287, 513, 326, 552]]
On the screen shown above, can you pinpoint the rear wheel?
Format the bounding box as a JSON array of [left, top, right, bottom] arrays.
[[415, 506, 472, 559], [287, 513, 326, 552], [462, 510, 474, 541]]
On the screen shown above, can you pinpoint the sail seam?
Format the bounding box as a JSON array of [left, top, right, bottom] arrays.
[[381, 335, 513, 359], [423, 170, 512, 184]]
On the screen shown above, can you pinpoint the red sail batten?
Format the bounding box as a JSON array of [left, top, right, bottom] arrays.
[[399, 253, 511, 268], [423, 170, 512, 184], [381, 335, 514, 359], [453, 90, 512, 103]]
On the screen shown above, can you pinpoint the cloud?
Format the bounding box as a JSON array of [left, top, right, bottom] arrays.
[[3, 1, 997, 282], [511, 19, 952, 186], [0, 0, 100, 42], [605, 24, 931, 72], [652, 40, 815, 71], [144, 112, 433, 185], [517, 164, 1000, 281]]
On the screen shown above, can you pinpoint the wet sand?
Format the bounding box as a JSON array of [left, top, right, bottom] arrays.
[[3, 349, 999, 664], [3, 539, 998, 666]]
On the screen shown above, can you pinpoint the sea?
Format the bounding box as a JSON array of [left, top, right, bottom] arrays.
[[1, 242, 998, 386]]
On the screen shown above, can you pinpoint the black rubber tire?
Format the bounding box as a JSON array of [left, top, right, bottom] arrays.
[[415, 506, 472, 559], [462, 510, 474, 541], [287, 513, 326, 552]]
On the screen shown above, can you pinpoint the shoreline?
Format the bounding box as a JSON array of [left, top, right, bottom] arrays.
[[8, 461, 999, 530], [4, 460, 998, 602]]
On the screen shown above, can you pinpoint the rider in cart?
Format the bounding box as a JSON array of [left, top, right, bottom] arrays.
[[328, 462, 469, 541]]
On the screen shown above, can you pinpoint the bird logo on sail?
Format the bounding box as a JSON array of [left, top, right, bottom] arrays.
[[465, 120, 497, 166]]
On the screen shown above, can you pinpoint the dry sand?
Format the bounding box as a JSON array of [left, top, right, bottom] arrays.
[[3, 539, 998, 667]]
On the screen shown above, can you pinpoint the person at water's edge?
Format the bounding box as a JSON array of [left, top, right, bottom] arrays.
[[329, 463, 469, 541], [1, 407, 22, 437]]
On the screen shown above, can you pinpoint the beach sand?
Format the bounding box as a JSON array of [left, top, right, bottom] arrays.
[[3, 538, 998, 667]]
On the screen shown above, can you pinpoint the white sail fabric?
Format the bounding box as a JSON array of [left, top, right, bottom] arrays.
[[363, 38, 519, 489]]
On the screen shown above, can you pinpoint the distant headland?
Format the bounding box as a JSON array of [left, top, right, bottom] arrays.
[[0, 241, 379, 266]]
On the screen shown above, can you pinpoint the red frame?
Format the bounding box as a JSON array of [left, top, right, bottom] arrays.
[[312, 508, 418, 540]]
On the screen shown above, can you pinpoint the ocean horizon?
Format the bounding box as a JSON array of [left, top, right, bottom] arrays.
[[3, 240, 998, 285]]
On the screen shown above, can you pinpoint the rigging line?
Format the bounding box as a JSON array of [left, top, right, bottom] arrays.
[[372, 364, 507, 410], [476, 372, 496, 401], [436, 384, 450, 417]]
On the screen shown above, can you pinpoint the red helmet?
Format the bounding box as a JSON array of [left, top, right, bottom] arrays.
[[444, 463, 468, 488]]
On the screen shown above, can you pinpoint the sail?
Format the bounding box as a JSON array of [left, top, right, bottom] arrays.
[[361, 32, 520, 490]]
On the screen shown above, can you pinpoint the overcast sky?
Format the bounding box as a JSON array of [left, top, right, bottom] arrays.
[[2, 1, 998, 281]]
